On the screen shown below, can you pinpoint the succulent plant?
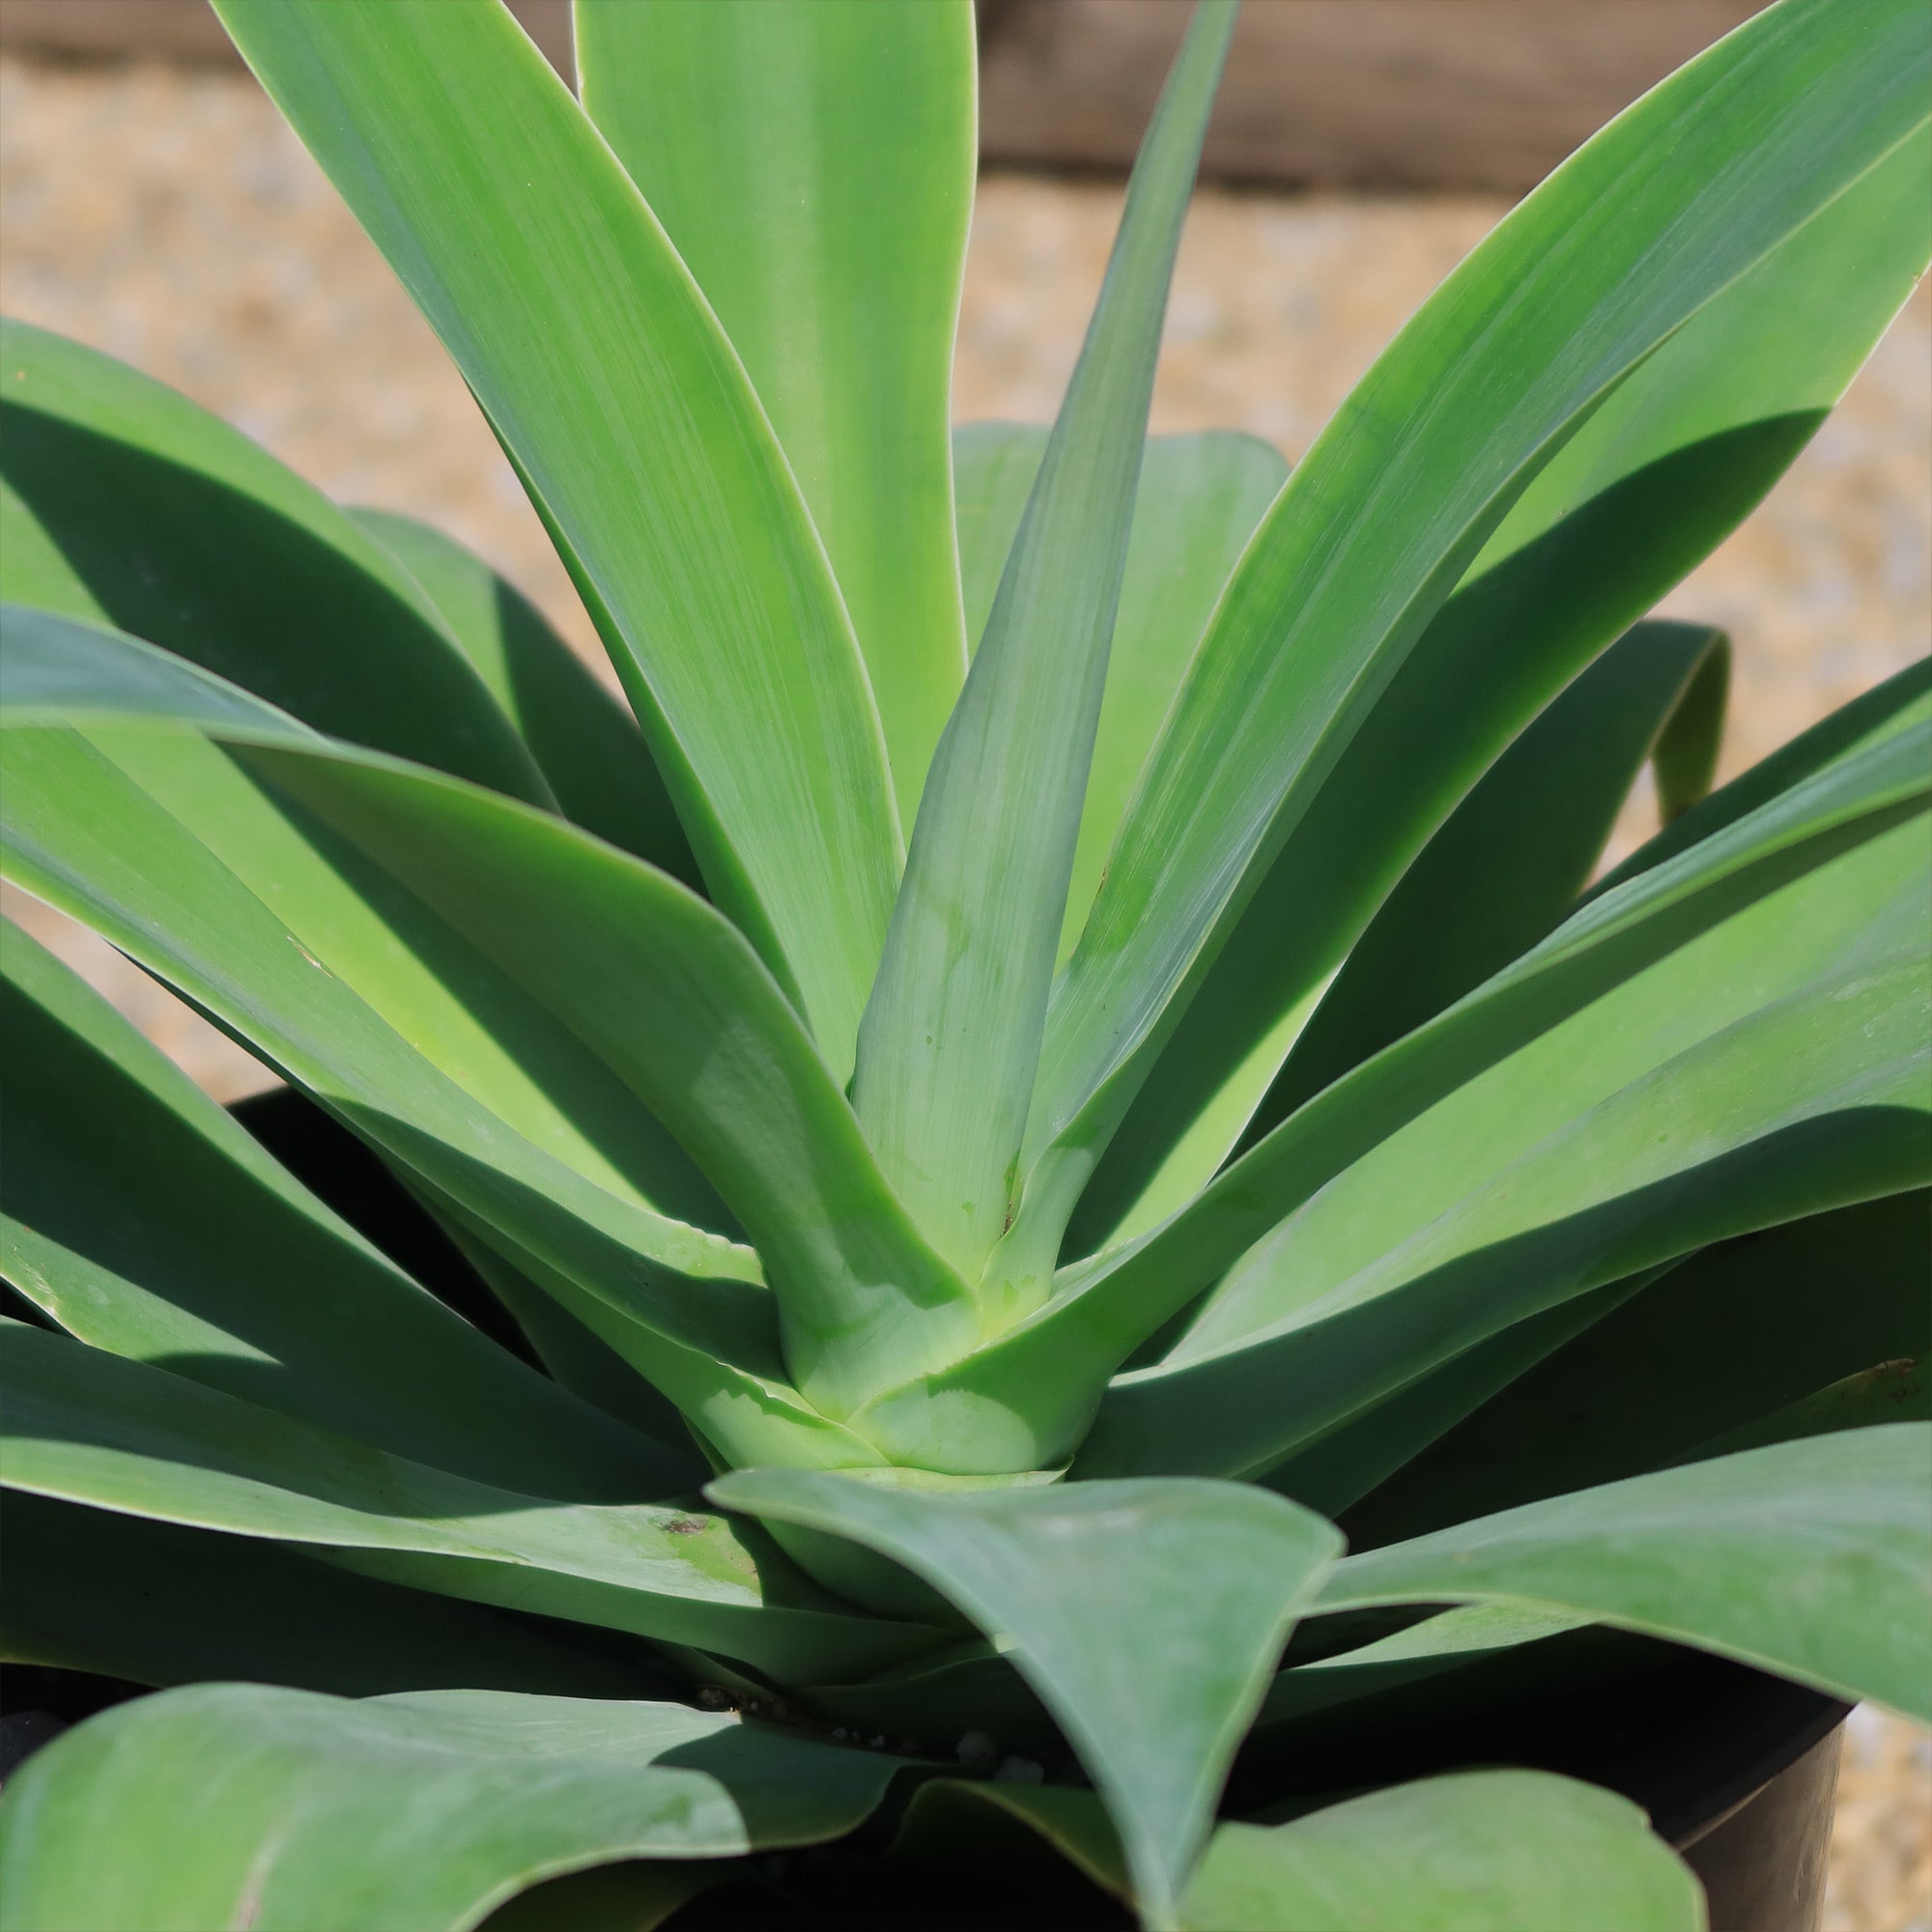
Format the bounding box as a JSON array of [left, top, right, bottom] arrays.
[[0, 1, 1927, 1927]]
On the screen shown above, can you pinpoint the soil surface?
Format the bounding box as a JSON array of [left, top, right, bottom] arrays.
[[2, 57, 1927, 1929]]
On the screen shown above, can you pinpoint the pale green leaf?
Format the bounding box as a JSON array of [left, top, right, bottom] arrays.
[[853, 4, 1236, 1284], [1316, 1425, 1932, 1720], [213, 0, 901, 1073], [577, 0, 974, 823], [1011, 7, 1932, 1292], [0, 1687, 911, 1932]]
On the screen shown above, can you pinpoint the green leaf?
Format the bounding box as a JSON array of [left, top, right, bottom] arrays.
[[1318, 1425, 1932, 1720], [0, 1686, 912, 1932], [1013, 6, 1932, 1285], [477, 1862, 713, 1932], [1087, 939, 1930, 1481], [914, 1771, 1701, 1932], [710, 1467, 1340, 1929], [213, 0, 901, 1075], [349, 507, 699, 887], [952, 422, 1049, 655], [1347, 1189, 1932, 1542], [0, 915, 683, 1499], [577, 0, 974, 825], [1597, 656, 1932, 895], [1185, 1774, 1703, 1932], [0, 1321, 944, 1687], [1, 1490, 646, 1699], [1274, 621, 1730, 1121], [856, 720, 1932, 1469], [853, 4, 1236, 1285], [0, 319, 549, 804], [1, 607, 978, 1431], [950, 425, 1290, 965], [1251, 1602, 1593, 1740]]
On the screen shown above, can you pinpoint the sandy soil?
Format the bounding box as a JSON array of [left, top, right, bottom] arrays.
[[1, 57, 1927, 1928]]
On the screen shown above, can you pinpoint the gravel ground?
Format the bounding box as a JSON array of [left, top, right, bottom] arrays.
[[1, 57, 1927, 1927]]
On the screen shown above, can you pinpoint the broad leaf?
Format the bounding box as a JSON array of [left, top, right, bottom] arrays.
[[852, 4, 1236, 1284], [0, 1321, 944, 1687], [913, 1772, 1701, 1931], [2, 1490, 644, 1699], [0, 1687, 912, 1932], [350, 506, 698, 885], [213, 0, 901, 1074], [0, 916, 683, 1498], [1317, 1426, 1932, 1720], [1346, 1189, 1932, 1541], [1086, 940, 1929, 1480], [711, 1466, 1340, 1928], [0, 320, 549, 804], [1, 608, 979, 1428], [1274, 620, 1729, 1120], [1009, 6, 1932, 1290], [857, 723, 1931, 1469], [578, 0, 974, 823]]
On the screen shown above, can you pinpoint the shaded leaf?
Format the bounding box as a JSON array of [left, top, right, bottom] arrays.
[[0, 1321, 943, 1687], [0, 320, 549, 804], [1275, 620, 1730, 1118], [711, 1466, 1340, 1928], [0, 915, 683, 1498], [1, 1490, 645, 1699], [350, 506, 699, 885], [1348, 1190, 1932, 1541]]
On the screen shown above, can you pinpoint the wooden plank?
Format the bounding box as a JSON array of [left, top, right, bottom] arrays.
[[1, 0, 1770, 193], [977, 0, 1771, 191]]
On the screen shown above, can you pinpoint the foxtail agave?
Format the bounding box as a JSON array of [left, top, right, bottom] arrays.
[[0, 2, 1927, 1927]]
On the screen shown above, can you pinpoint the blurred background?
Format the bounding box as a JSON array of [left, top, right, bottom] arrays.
[[0, 5, 1925, 1923]]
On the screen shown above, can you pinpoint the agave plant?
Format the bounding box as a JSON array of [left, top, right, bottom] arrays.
[[1, 0, 1927, 1926]]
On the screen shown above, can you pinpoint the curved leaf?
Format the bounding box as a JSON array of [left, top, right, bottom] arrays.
[[1011, 8, 1932, 1288], [1273, 620, 1730, 1122], [213, 0, 901, 1074], [711, 1466, 1340, 1929], [0, 1322, 944, 1687], [1, 1490, 644, 1699], [578, 0, 974, 824], [1086, 941, 1930, 1480], [852, 5, 1236, 1284], [0, 319, 548, 804], [0, 1687, 913, 1932], [0, 916, 682, 1499], [349, 506, 699, 886], [1319, 1425, 1932, 1719], [912, 1770, 1700, 1932], [1, 607, 977, 1433], [857, 722, 1932, 1469], [1346, 1189, 1932, 1542]]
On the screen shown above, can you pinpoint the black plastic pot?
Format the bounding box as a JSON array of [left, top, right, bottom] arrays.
[[1677, 1720, 1844, 1932]]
